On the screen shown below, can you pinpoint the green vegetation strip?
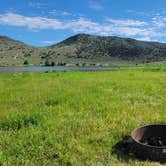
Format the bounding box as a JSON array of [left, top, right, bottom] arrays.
[[0, 67, 166, 165]]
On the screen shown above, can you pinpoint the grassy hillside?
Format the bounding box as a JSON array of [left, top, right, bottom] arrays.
[[0, 36, 42, 66], [1, 34, 166, 66], [1, 67, 166, 165]]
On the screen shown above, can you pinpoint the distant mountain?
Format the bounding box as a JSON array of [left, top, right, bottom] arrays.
[[48, 34, 166, 63], [1, 34, 166, 66]]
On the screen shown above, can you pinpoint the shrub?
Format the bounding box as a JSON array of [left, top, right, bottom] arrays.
[[82, 63, 86, 66], [23, 60, 29, 65], [51, 61, 55, 66], [45, 60, 50, 66], [57, 62, 66, 66]]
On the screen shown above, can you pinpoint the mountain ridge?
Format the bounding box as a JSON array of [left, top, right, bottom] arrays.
[[1, 34, 166, 66]]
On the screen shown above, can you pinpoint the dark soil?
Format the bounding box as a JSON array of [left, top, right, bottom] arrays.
[[140, 137, 166, 147]]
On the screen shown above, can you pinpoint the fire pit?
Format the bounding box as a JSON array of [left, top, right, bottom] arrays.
[[131, 124, 166, 162]]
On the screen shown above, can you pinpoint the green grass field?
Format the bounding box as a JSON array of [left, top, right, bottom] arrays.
[[0, 67, 166, 165]]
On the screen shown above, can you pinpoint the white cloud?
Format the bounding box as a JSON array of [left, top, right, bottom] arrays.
[[136, 36, 152, 41], [0, 13, 64, 30], [106, 18, 147, 26], [127, 8, 166, 29], [42, 40, 57, 44], [152, 16, 166, 28], [48, 10, 72, 16], [0, 12, 164, 41], [126, 10, 149, 16], [89, 1, 103, 11], [67, 18, 102, 33]]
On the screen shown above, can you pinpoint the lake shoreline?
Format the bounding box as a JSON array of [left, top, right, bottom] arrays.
[[0, 66, 131, 73]]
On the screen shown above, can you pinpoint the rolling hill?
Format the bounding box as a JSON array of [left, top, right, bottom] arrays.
[[1, 34, 166, 66], [0, 36, 42, 66]]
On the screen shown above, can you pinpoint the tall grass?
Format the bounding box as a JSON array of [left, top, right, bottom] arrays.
[[0, 68, 166, 165]]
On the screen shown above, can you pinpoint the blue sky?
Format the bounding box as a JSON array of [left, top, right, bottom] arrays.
[[1, 0, 166, 46]]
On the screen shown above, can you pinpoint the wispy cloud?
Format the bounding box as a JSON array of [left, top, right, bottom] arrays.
[[89, 1, 104, 11], [0, 13, 64, 30], [42, 40, 57, 44], [152, 16, 166, 28], [48, 10, 72, 16], [0, 12, 165, 41], [126, 10, 148, 16], [136, 36, 152, 41], [28, 2, 48, 9], [106, 18, 147, 26]]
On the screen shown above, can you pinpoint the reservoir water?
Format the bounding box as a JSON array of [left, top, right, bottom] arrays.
[[0, 66, 122, 72]]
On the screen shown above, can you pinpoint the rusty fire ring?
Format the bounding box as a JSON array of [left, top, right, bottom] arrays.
[[131, 124, 166, 162]]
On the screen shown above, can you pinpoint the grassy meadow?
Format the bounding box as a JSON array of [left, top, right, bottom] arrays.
[[0, 66, 166, 165]]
